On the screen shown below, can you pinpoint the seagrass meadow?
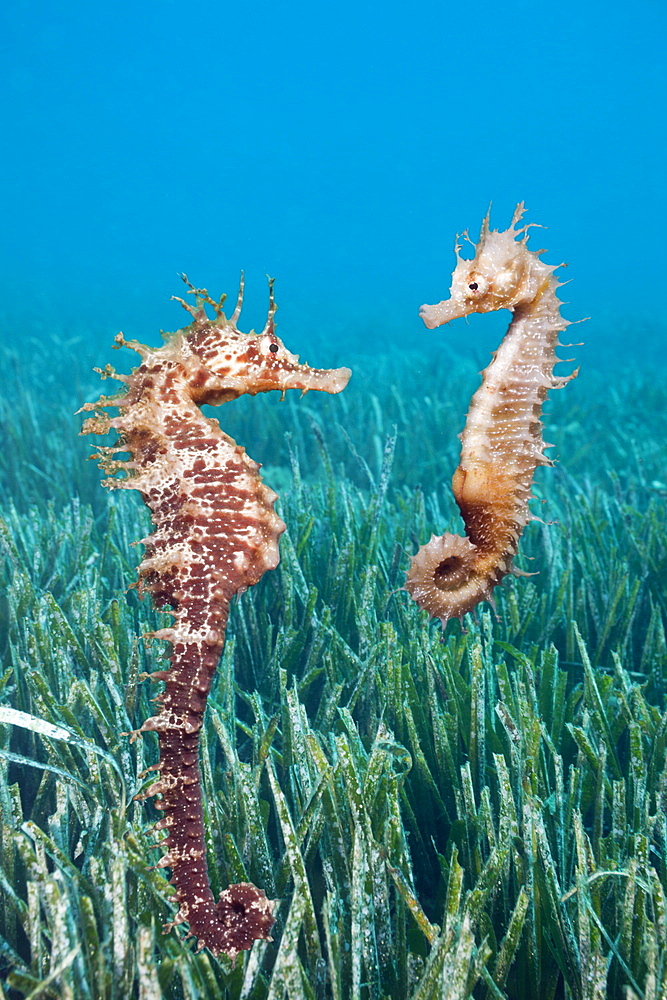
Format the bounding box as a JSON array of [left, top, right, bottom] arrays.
[[1, 334, 666, 1000]]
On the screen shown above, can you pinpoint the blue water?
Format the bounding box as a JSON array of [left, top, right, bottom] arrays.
[[1, 0, 665, 368]]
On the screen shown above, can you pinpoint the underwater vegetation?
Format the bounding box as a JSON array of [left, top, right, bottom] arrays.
[[0, 315, 666, 998]]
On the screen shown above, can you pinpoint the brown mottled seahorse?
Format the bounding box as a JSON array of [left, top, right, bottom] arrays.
[[80, 276, 350, 956], [405, 204, 578, 626]]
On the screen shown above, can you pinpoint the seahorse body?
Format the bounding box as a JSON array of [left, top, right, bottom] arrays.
[[80, 278, 350, 956], [405, 205, 577, 625]]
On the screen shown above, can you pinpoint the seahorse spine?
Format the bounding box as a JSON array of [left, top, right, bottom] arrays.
[[405, 205, 578, 625], [80, 276, 350, 956]]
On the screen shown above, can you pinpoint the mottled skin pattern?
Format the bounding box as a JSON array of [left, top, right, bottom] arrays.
[[405, 205, 578, 625], [80, 277, 350, 956]]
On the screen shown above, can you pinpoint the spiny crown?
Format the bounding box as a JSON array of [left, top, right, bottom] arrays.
[[420, 204, 557, 329]]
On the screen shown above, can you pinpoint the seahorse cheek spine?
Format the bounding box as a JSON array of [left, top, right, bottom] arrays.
[[80, 279, 350, 956], [406, 205, 578, 626]]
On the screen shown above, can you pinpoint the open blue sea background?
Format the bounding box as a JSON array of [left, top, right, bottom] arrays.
[[3, 4, 667, 997], [1, 0, 665, 380]]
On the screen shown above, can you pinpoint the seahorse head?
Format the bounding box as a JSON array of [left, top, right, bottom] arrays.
[[171, 276, 351, 404], [420, 203, 555, 329]]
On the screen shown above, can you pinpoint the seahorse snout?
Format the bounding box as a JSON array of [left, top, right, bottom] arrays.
[[278, 364, 352, 394]]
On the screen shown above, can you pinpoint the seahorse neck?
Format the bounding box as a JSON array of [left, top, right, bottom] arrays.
[[459, 277, 563, 459], [510, 274, 565, 347]]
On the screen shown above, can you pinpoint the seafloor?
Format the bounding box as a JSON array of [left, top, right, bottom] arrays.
[[0, 330, 666, 1000]]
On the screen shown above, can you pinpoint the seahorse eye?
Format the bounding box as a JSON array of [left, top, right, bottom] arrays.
[[464, 272, 488, 296], [269, 344, 279, 353]]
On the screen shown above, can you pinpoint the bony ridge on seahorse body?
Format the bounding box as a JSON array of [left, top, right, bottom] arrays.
[[404, 204, 578, 626], [79, 275, 351, 957]]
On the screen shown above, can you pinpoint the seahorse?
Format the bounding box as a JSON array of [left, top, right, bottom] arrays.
[[404, 204, 577, 626], [79, 276, 351, 956]]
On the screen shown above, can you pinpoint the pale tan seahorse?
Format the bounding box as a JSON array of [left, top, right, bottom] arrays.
[[405, 204, 578, 625]]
